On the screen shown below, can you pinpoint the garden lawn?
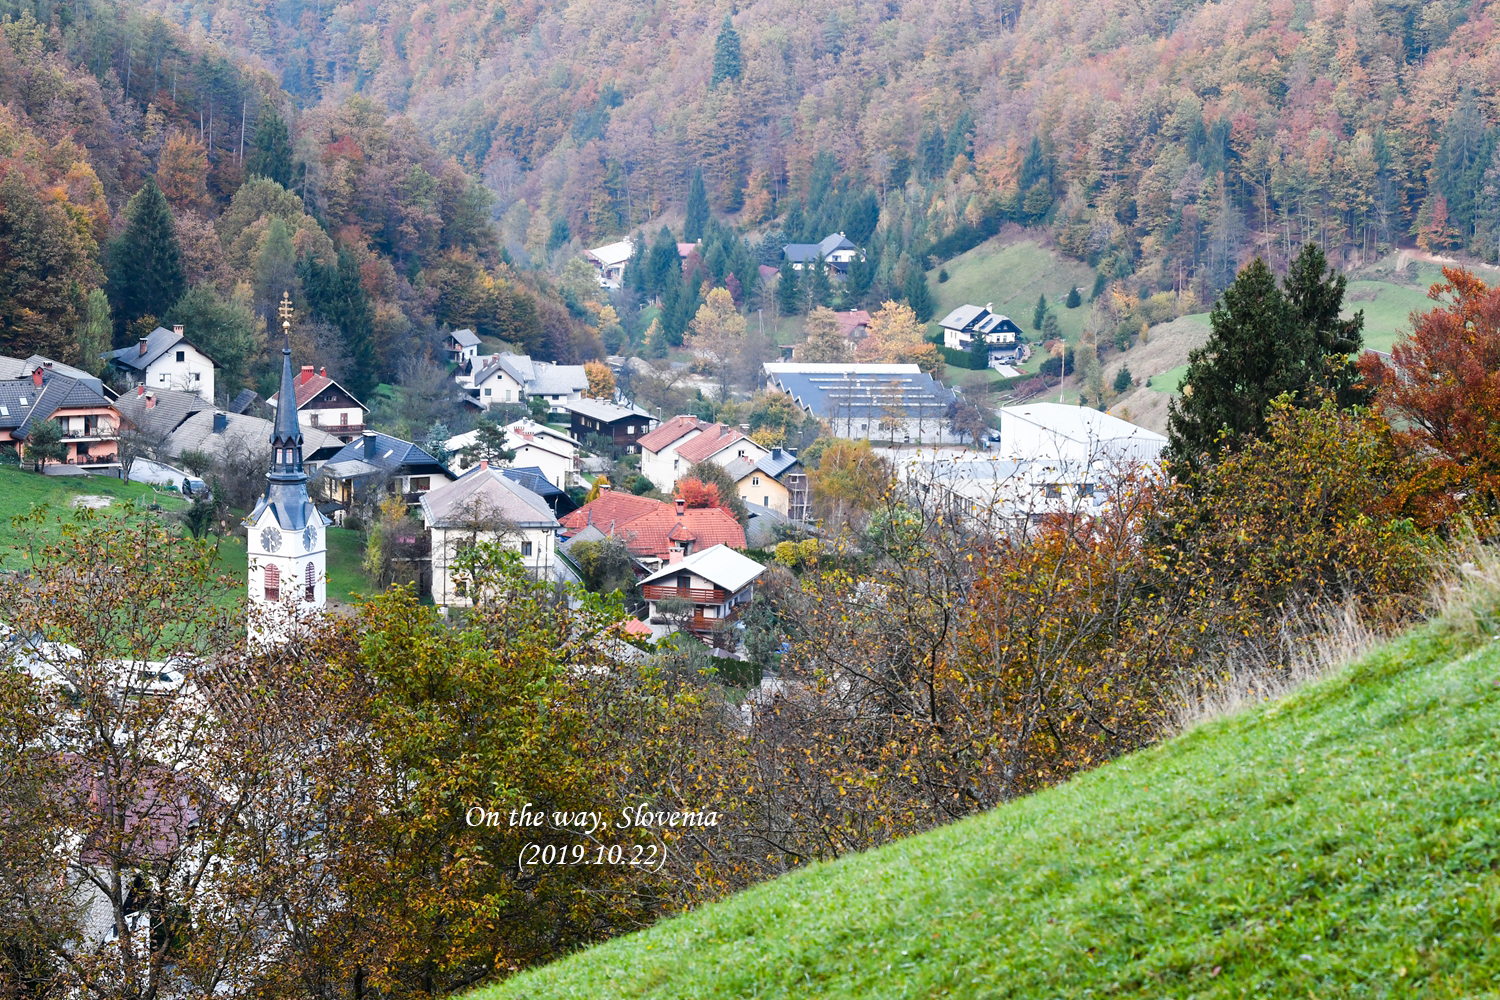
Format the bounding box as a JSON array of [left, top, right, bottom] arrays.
[[0, 465, 187, 571], [473, 617, 1500, 999]]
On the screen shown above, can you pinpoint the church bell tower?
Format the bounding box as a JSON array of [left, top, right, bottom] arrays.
[[246, 292, 327, 642]]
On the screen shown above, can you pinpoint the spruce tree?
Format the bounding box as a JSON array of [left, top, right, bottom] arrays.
[[969, 329, 991, 370], [904, 266, 935, 322], [107, 178, 185, 347], [245, 104, 294, 189], [1032, 294, 1048, 331], [684, 168, 709, 243], [711, 15, 743, 88], [777, 258, 801, 316], [805, 255, 832, 310], [302, 245, 376, 398], [72, 289, 112, 375], [1065, 286, 1082, 308], [1167, 245, 1368, 476]]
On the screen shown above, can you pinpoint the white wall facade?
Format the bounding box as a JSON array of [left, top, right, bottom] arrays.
[[430, 523, 556, 607], [245, 506, 327, 643], [640, 430, 705, 492], [143, 344, 216, 403]]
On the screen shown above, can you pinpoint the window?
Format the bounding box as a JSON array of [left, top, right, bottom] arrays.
[[410, 477, 431, 492], [310, 413, 319, 426], [505, 390, 512, 402], [175, 351, 185, 362], [484, 388, 492, 397], [752, 476, 760, 486], [521, 540, 533, 557], [763, 495, 770, 506], [1079, 483, 1096, 497], [160, 374, 168, 384], [193, 373, 201, 382], [1044, 484, 1062, 499], [264, 564, 280, 601], [340, 412, 349, 426], [304, 563, 315, 602]]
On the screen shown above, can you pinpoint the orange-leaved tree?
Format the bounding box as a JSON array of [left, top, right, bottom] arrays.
[[1360, 267, 1500, 534]]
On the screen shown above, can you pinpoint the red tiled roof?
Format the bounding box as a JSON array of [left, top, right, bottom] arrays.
[[674, 424, 747, 464], [835, 310, 872, 338], [636, 414, 706, 454], [622, 618, 653, 637], [268, 368, 367, 411], [559, 491, 661, 534], [561, 493, 745, 558]]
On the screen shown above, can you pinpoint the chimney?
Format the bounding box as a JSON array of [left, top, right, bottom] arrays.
[[145, 393, 155, 409], [320, 366, 327, 378], [674, 497, 685, 517], [212, 412, 227, 434], [739, 423, 750, 433], [31, 367, 43, 387], [43, 361, 52, 370], [479, 458, 488, 471], [667, 551, 683, 565], [301, 365, 314, 385], [600, 482, 612, 491], [173, 324, 184, 336], [362, 429, 377, 460], [136, 384, 144, 396], [138, 337, 149, 357], [772, 447, 783, 460]]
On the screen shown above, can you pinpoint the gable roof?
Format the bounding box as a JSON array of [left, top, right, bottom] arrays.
[[560, 493, 746, 558], [587, 240, 634, 268], [834, 310, 872, 338], [0, 369, 115, 436], [560, 398, 652, 424], [164, 409, 345, 465], [639, 544, 765, 592], [104, 327, 213, 374], [0, 355, 104, 395], [267, 369, 368, 412], [501, 466, 567, 501], [937, 304, 1020, 338], [447, 328, 482, 348], [419, 465, 558, 529], [674, 423, 757, 465], [783, 233, 859, 264], [725, 448, 802, 485], [323, 432, 451, 479], [115, 387, 211, 439], [636, 414, 707, 454]]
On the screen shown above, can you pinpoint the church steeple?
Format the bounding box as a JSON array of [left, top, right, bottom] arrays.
[[268, 291, 306, 485]]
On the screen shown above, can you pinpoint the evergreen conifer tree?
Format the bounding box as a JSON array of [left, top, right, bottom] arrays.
[[904, 266, 935, 322], [245, 105, 294, 189], [302, 245, 376, 398], [684, 168, 709, 243], [1032, 294, 1048, 331], [1065, 286, 1082, 308], [805, 255, 832, 310], [711, 15, 743, 88], [72, 289, 112, 376], [107, 178, 184, 347], [777, 258, 801, 316], [969, 329, 991, 370]]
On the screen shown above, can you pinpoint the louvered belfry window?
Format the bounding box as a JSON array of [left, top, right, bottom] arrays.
[[304, 562, 315, 601], [264, 564, 280, 601]]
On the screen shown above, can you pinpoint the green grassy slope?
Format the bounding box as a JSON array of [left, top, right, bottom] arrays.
[[477, 620, 1500, 999], [0, 465, 187, 570], [927, 239, 1098, 368]]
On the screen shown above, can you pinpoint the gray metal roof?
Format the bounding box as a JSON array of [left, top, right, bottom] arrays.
[[766, 368, 960, 421], [448, 328, 482, 348], [560, 397, 651, 422], [419, 466, 558, 529], [0, 371, 113, 436], [104, 327, 213, 373], [323, 432, 451, 479], [116, 387, 210, 439]]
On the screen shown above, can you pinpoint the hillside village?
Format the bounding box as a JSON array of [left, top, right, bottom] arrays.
[[5, 0, 1500, 995]]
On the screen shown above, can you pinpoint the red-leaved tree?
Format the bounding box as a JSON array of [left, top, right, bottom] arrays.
[[676, 477, 724, 510]]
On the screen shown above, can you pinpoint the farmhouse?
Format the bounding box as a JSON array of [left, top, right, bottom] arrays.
[[937, 304, 1024, 363], [463, 353, 589, 413], [782, 233, 863, 273]]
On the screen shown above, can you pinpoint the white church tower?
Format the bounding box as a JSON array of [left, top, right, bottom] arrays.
[[246, 295, 326, 643]]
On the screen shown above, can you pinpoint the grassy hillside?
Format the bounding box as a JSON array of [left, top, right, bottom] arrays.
[[927, 239, 1098, 372], [0, 465, 187, 570], [475, 606, 1500, 997]]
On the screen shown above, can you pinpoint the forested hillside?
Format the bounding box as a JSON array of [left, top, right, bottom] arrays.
[[128, 0, 1500, 306], [0, 0, 590, 415]]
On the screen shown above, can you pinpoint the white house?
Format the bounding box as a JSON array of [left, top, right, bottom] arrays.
[[640, 544, 765, 641], [104, 326, 216, 403], [420, 462, 561, 607], [586, 240, 634, 288], [636, 417, 769, 493], [464, 353, 589, 413], [782, 233, 863, 273], [937, 304, 1023, 359], [266, 366, 368, 443], [445, 418, 581, 488], [444, 328, 482, 365]]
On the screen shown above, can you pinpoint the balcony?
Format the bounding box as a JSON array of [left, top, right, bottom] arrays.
[[643, 584, 730, 603]]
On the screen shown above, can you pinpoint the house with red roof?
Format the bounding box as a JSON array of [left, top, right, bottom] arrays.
[[559, 490, 746, 569], [638, 416, 769, 492], [266, 365, 369, 443]]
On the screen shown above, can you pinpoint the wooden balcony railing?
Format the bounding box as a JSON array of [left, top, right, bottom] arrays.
[[643, 584, 730, 603]]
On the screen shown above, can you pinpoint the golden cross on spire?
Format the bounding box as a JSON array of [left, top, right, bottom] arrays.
[[278, 290, 295, 330]]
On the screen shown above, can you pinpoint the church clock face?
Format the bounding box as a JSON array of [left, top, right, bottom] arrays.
[[303, 524, 317, 550], [260, 526, 283, 553]]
